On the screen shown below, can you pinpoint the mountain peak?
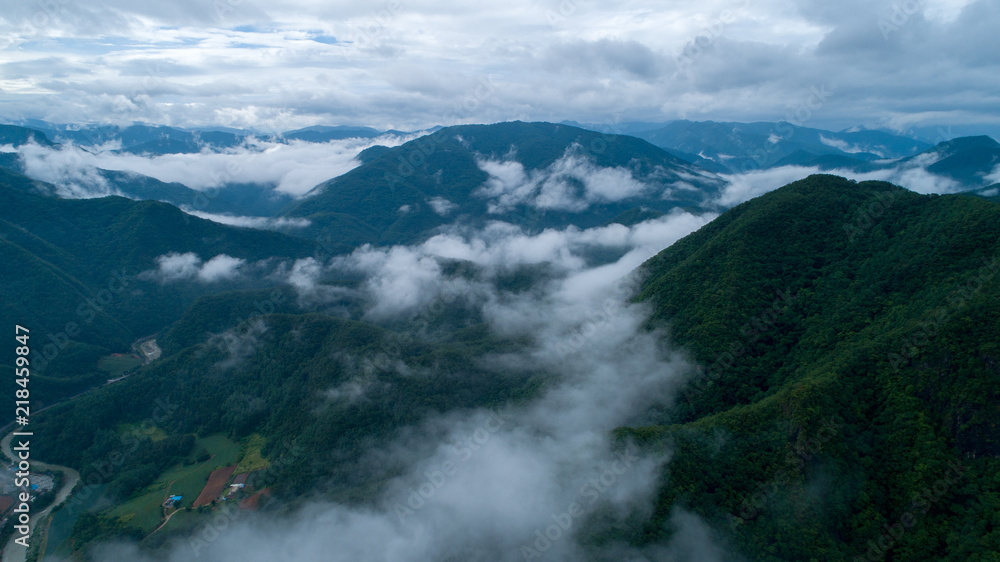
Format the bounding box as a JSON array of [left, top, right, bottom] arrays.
[[934, 135, 1000, 153]]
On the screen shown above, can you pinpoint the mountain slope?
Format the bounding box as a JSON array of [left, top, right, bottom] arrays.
[[920, 136, 1000, 186], [0, 169, 318, 348], [619, 174, 1000, 560], [285, 121, 724, 246], [782, 136, 1000, 190], [631, 120, 929, 172], [0, 124, 55, 147]]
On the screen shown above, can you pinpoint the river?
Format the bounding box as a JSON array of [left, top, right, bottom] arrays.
[[0, 431, 80, 562]]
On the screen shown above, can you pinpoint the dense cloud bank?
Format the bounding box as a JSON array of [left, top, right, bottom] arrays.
[[83, 207, 738, 561]]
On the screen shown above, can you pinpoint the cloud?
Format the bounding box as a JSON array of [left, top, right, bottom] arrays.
[[984, 163, 1000, 185], [81, 189, 740, 561], [714, 159, 969, 207], [17, 142, 116, 198], [150, 251, 202, 282], [184, 210, 312, 230], [714, 165, 823, 207], [283, 257, 357, 305], [329, 210, 715, 322], [208, 317, 269, 371], [142, 252, 244, 283], [95, 222, 700, 562], [819, 134, 880, 156], [3, 1, 999, 136], [12, 133, 417, 199], [197, 254, 246, 282], [426, 196, 456, 216], [476, 147, 655, 213]]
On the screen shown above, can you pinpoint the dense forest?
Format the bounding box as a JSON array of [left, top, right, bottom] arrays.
[[621, 175, 1000, 560]]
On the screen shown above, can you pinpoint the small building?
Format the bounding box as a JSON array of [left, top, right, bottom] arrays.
[[163, 495, 182, 507], [229, 473, 248, 493]]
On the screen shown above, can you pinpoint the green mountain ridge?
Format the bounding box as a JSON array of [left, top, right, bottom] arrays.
[[0, 167, 318, 359], [618, 174, 1000, 560], [6, 153, 1000, 560], [284, 120, 724, 246]]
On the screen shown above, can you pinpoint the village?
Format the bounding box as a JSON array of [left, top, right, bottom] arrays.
[[162, 466, 270, 515], [0, 463, 58, 538]]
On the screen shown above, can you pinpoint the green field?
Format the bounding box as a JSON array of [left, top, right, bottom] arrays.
[[235, 434, 270, 473], [118, 422, 168, 442], [108, 434, 241, 533], [96, 354, 142, 377], [159, 508, 209, 534], [109, 487, 166, 533]]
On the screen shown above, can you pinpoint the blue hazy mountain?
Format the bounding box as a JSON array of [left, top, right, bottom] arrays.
[[625, 120, 930, 172]]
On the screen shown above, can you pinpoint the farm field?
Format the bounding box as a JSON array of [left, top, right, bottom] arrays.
[[96, 354, 142, 377], [193, 466, 236, 507], [107, 434, 241, 533]]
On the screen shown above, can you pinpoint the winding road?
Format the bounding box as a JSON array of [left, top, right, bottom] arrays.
[[0, 431, 80, 562]]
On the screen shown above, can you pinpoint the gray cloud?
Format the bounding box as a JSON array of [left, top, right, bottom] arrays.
[[713, 160, 968, 208], [1, 0, 997, 135], [88, 209, 716, 562], [475, 148, 656, 213], [13, 133, 414, 197], [141, 252, 245, 283]]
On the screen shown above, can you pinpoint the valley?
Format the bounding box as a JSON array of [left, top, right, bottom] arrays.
[[2, 13, 999, 554]]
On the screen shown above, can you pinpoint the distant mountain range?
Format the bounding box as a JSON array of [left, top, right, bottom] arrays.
[[565, 119, 933, 172], [2, 120, 999, 235], [284, 121, 725, 246], [7, 120, 425, 154], [2, 114, 1000, 559], [793, 135, 1000, 188], [16, 172, 1000, 560]]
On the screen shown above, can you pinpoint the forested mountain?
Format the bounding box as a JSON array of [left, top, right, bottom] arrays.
[[18, 173, 1000, 560], [767, 135, 1000, 190], [623, 174, 1000, 559], [284, 121, 725, 246], [0, 167, 317, 352], [624, 120, 930, 172]]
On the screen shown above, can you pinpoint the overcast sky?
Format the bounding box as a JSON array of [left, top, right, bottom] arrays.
[[1, 0, 997, 135]]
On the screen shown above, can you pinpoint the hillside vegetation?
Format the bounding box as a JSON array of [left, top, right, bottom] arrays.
[[619, 175, 1000, 560]]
